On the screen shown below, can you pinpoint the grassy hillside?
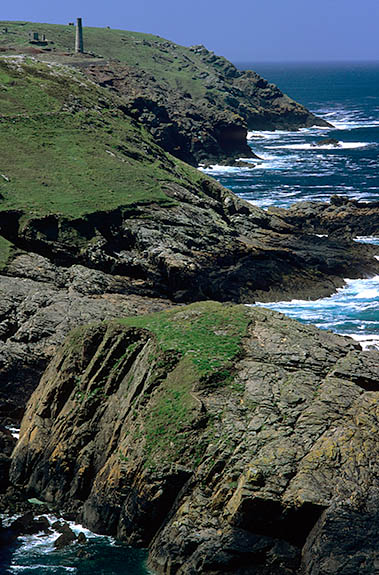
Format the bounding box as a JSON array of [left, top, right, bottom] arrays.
[[0, 21, 328, 166], [0, 56, 209, 267], [0, 57, 205, 216], [0, 21, 231, 98], [120, 300, 250, 375]]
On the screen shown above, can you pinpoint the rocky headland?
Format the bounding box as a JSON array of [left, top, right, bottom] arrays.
[[9, 303, 379, 574], [0, 21, 330, 165], [0, 24, 377, 575]]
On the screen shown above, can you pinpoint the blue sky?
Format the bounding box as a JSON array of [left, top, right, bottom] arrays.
[[2, 0, 379, 62]]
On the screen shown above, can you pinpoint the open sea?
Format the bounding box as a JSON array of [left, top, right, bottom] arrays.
[[202, 61, 379, 351], [2, 62, 379, 574]]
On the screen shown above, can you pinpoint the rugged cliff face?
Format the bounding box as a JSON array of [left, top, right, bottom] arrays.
[[0, 57, 377, 428], [0, 251, 173, 424], [10, 302, 379, 574], [1, 58, 376, 306], [1, 22, 378, 575], [80, 53, 328, 166], [0, 21, 330, 165]]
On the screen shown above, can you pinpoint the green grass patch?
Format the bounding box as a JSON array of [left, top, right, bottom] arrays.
[[0, 235, 14, 269], [0, 57, 205, 220], [123, 302, 250, 466], [119, 301, 250, 376], [0, 21, 232, 104], [142, 357, 199, 464]]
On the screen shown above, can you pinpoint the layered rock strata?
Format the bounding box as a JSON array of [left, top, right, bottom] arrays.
[[10, 302, 379, 574], [0, 252, 172, 424]]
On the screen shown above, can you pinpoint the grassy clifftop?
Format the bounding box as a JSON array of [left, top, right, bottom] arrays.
[[0, 58, 217, 217], [0, 57, 204, 219], [0, 21, 328, 165], [11, 301, 379, 572], [0, 21, 222, 98], [0, 55, 214, 270]]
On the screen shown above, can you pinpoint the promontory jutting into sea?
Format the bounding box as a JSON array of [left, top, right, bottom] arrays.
[[0, 14, 378, 575]]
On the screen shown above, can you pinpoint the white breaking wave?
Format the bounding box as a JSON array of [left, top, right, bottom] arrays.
[[250, 276, 379, 348], [5, 425, 20, 439], [247, 130, 290, 140], [255, 276, 379, 307], [6, 513, 116, 573], [347, 334, 379, 350], [330, 119, 379, 130], [316, 108, 379, 130], [268, 141, 371, 151], [354, 236, 379, 245], [198, 165, 243, 174], [247, 126, 332, 141], [198, 154, 292, 173]]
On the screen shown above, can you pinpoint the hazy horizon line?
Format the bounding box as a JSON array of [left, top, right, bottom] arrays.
[[235, 59, 379, 65]]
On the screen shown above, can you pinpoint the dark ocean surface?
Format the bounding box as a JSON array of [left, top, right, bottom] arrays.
[[208, 61, 379, 208], [201, 62, 379, 350], [2, 62, 379, 574]]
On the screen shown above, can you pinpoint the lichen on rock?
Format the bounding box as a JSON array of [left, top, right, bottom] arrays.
[[10, 302, 379, 574]]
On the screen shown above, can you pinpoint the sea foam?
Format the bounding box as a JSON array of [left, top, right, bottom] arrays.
[[268, 142, 371, 151]]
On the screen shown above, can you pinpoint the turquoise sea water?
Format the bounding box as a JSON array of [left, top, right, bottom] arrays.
[[3, 62, 379, 573], [202, 62, 379, 350]]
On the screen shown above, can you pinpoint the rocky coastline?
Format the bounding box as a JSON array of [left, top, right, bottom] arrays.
[[0, 191, 377, 429], [0, 23, 378, 575], [8, 304, 379, 575], [0, 21, 331, 166]]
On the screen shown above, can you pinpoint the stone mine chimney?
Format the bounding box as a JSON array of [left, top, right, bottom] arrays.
[[75, 17, 84, 53]]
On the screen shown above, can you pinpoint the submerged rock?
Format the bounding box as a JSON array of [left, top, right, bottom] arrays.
[[10, 302, 379, 574], [311, 138, 340, 147]]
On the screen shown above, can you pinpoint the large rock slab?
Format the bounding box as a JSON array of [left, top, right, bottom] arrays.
[[10, 303, 379, 574], [0, 252, 172, 424]]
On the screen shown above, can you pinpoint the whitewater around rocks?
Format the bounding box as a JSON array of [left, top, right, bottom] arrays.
[[200, 63, 379, 349]]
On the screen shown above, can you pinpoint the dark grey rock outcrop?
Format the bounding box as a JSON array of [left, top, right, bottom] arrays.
[[270, 197, 379, 238], [0, 252, 172, 424], [82, 55, 329, 166], [10, 303, 379, 574]]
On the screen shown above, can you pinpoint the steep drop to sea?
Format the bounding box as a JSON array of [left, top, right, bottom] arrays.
[[2, 63, 379, 575]]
